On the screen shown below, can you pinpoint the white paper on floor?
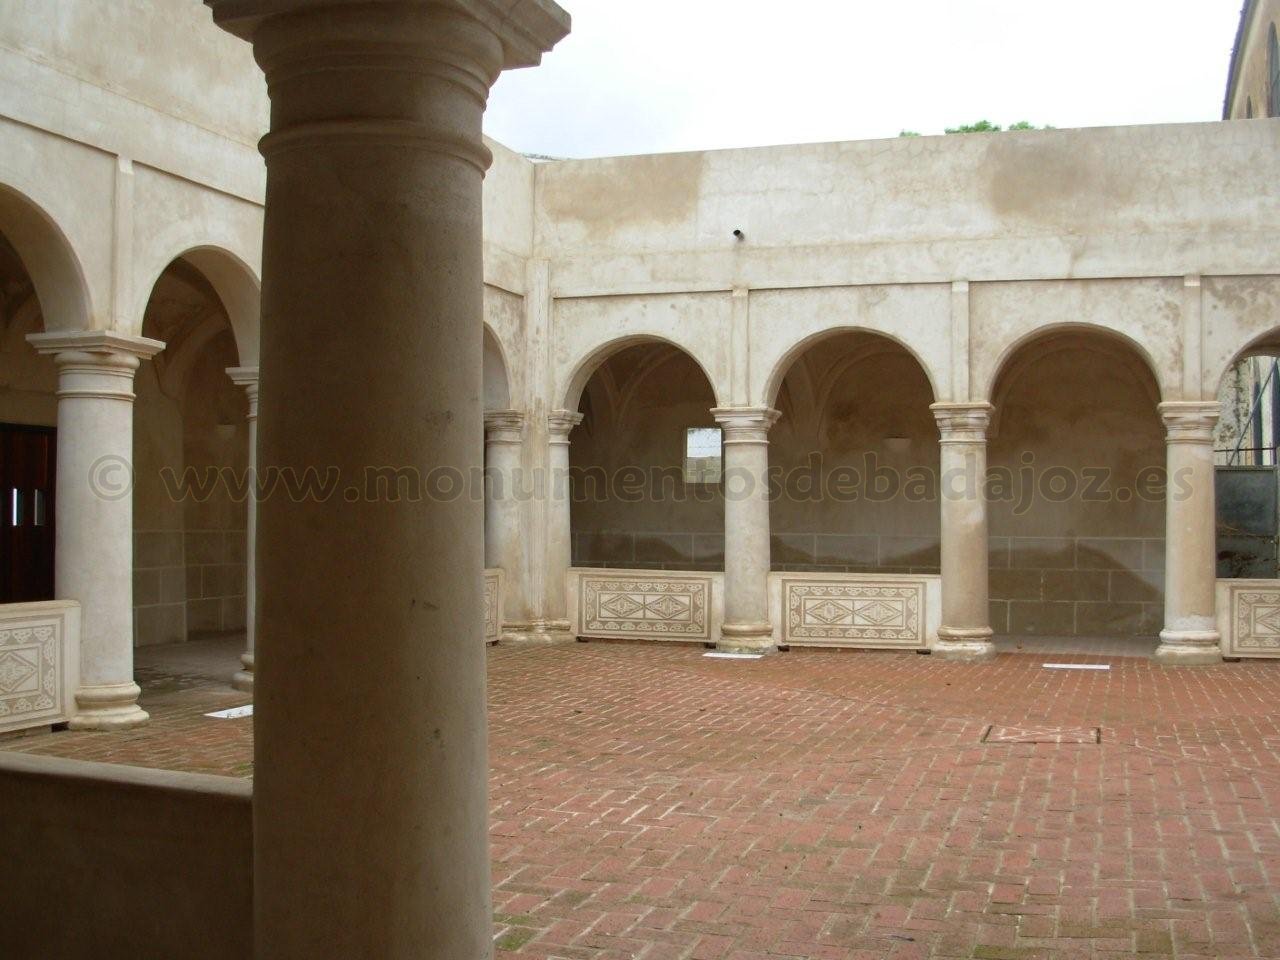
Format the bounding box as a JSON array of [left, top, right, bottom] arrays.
[[1042, 664, 1110, 671], [703, 652, 764, 660], [205, 705, 254, 719]]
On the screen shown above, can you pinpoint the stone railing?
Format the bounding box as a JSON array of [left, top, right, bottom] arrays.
[[0, 752, 251, 960], [1217, 579, 1280, 659], [0, 601, 80, 735], [483, 569, 504, 646], [768, 572, 940, 652], [568, 567, 724, 644]]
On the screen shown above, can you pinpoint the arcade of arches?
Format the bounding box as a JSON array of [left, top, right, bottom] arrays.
[[5, 0, 1280, 956]]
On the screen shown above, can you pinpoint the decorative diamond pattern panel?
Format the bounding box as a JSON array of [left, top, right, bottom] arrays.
[[0, 616, 64, 732], [483, 570, 502, 645], [581, 575, 711, 642], [784, 578, 926, 649], [1228, 586, 1280, 658]]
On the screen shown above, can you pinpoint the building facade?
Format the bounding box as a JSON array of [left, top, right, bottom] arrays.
[[2, 0, 1280, 738]]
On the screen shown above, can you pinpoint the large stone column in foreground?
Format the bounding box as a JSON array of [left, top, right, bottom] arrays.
[[931, 403, 996, 662], [1155, 401, 1224, 666], [206, 2, 569, 957], [227, 366, 258, 692], [712, 407, 780, 654], [28, 331, 164, 729]]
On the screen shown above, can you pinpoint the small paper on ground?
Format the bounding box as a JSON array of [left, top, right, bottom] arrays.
[[205, 705, 254, 719], [704, 652, 764, 660], [1043, 664, 1111, 671]]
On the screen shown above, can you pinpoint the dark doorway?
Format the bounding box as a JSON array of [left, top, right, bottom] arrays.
[[0, 424, 55, 602]]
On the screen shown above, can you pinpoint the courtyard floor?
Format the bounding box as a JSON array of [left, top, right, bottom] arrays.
[[6, 636, 1280, 959]]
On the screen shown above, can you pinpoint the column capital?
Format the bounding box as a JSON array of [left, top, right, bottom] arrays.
[[712, 406, 781, 443], [207, 0, 570, 70], [227, 366, 260, 419], [1159, 401, 1221, 443], [227, 365, 259, 388], [484, 409, 525, 444], [28, 331, 164, 363], [547, 410, 583, 443], [931, 402, 992, 441], [29, 332, 165, 402]]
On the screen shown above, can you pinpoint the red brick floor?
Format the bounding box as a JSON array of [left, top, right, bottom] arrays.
[[10, 639, 1280, 958]]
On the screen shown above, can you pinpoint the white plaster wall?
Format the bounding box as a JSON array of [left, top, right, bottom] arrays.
[[749, 285, 952, 405], [536, 122, 1280, 296], [0, 1, 265, 206], [483, 285, 526, 409], [0, 120, 114, 330], [0, 0, 266, 146], [553, 292, 732, 410], [971, 278, 1185, 403], [1205, 276, 1280, 393], [130, 164, 263, 357], [484, 140, 536, 294]]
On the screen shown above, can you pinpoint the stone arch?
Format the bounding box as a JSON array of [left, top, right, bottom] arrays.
[[0, 183, 92, 332], [1214, 325, 1280, 397], [763, 326, 941, 412], [560, 334, 723, 413], [1212, 326, 1280, 468], [136, 246, 260, 367], [569, 339, 724, 572], [133, 253, 252, 647], [988, 326, 1163, 438], [986, 323, 1166, 643], [767, 329, 941, 575], [983, 323, 1164, 410], [483, 323, 512, 411]]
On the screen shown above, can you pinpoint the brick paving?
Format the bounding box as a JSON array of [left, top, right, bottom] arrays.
[[8, 638, 1280, 958]]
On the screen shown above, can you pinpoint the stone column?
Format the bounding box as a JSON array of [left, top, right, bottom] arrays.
[[484, 410, 530, 640], [712, 407, 780, 654], [227, 367, 258, 692], [541, 409, 582, 639], [27, 331, 163, 729], [931, 403, 996, 662], [205, 2, 568, 957], [1156, 401, 1224, 666]]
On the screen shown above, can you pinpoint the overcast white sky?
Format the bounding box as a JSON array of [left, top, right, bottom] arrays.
[[484, 0, 1245, 159]]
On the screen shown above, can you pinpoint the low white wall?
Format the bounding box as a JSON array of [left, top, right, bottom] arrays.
[[769, 572, 941, 652], [1217, 578, 1280, 658], [0, 752, 252, 960], [0, 600, 79, 734], [569, 567, 725, 644], [484, 568, 504, 645]]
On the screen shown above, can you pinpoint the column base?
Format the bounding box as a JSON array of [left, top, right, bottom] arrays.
[[503, 621, 576, 645], [718, 622, 777, 655], [233, 653, 254, 694], [67, 683, 150, 731], [933, 628, 997, 663], [1154, 631, 1224, 666]]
